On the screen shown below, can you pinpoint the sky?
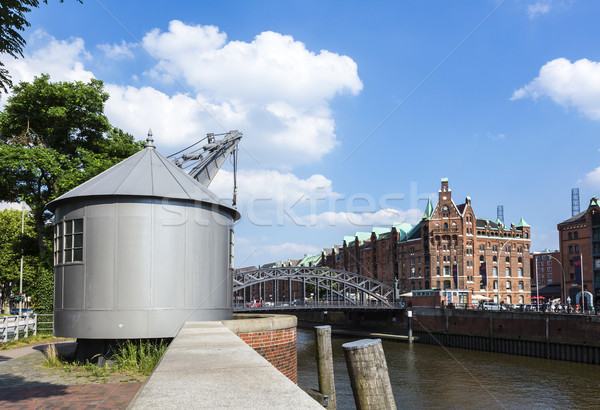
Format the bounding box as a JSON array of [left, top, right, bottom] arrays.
[[2, 0, 600, 267]]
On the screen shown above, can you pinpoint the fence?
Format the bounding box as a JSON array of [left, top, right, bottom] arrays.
[[1, 314, 37, 342], [36, 314, 54, 334]]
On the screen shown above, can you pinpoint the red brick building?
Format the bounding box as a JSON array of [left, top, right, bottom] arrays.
[[322, 179, 532, 305], [557, 196, 600, 306]]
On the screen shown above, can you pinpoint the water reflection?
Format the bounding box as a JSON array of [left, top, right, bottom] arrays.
[[297, 329, 600, 409]]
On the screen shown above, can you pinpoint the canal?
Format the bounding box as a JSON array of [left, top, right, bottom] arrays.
[[297, 328, 600, 409]]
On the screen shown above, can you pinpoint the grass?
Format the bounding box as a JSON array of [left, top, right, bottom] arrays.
[[0, 333, 64, 351], [112, 340, 169, 376], [42, 339, 169, 381]]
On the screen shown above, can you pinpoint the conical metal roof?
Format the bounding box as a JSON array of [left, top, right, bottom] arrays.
[[47, 143, 239, 219]]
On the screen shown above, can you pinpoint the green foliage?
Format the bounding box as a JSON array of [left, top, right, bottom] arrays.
[[0, 208, 36, 313], [0, 75, 143, 311], [113, 340, 169, 376]]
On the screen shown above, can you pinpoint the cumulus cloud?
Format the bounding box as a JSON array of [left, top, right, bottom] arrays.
[[211, 168, 339, 208], [3, 30, 93, 85], [511, 58, 600, 120], [141, 22, 362, 104], [297, 208, 423, 229], [97, 40, 135, 59], [582, 166, 600, 188]]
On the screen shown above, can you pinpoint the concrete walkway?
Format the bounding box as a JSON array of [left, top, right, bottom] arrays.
[[0, 341, 143, 409], [130, 321, 322, 409]]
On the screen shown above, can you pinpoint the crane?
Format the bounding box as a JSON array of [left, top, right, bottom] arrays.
[[168, 130, 242, 207]]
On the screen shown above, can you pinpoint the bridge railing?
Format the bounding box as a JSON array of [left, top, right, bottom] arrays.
[[233, 300, 406, 311]]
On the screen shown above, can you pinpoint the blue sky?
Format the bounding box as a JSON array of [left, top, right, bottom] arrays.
[[4, 0, 600, 267]]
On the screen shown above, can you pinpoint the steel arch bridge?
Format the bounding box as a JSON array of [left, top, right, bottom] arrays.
[[232, 266, 397, 310]]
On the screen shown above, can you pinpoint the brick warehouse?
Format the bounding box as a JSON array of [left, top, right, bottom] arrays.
[[557, 196, 600, 306], [320, 179, 533, 305]]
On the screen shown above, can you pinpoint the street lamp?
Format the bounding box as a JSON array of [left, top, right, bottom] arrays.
[[547, 254, 567, 305]]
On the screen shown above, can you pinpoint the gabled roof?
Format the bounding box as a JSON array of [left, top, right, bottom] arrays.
[[406, 221, 422, 240], [515, 217, 530, 228], [559, 211, 586, 225], [47, 142, 239, 219], [372, 227, 391, 238], [456, 203, 466, 215]]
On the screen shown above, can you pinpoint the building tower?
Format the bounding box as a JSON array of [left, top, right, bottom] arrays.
[[497, 205, 504, 225], [572, 188, 580, 217]]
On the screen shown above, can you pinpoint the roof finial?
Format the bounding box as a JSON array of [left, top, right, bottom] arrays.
[[145, 129, 155, 148]]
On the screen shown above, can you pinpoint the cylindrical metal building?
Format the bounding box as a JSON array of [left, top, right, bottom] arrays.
[[47, 136, 240, 339]]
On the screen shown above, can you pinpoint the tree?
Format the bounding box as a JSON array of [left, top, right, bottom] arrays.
[[0, 1, 81, 94], [0, 75, 143, 311], [0, 208, 36, 314]]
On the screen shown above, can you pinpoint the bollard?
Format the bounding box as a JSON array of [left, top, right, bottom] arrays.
[[342, 339, 396, 410], [407, 310, 413, 344], [315, 325, 336, 409]]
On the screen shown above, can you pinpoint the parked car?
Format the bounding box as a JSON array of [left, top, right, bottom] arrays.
[[482, 302, 500, 311], [292, 299, 308, 306], [9, 308, 34, 316]]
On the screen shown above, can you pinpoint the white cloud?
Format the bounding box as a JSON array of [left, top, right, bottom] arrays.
[[6, 24, 361, 169], [3, 30, 93, 85], [582, 166, 600, 188], [262, 242, 320, 257], [511, 58, 600, 121], [98, 40, 135, 60], [211, 168, 339, 207], [297, 208, 422, 230], [141, 22, 362, 105], [527, 2, 551, 19]]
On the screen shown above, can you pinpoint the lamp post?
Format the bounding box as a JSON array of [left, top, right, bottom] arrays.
[[18, 202, 25, 315], [547, 254, 567, 305]]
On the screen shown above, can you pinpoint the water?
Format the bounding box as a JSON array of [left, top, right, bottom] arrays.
[[297, 329, 600, 409]]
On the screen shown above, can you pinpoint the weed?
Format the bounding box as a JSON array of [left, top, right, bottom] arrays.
[[113, 340, 169, 376]]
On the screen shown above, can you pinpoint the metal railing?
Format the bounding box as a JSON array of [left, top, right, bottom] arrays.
[[36, 314, 54, 334], [1, 314, 37, 342]]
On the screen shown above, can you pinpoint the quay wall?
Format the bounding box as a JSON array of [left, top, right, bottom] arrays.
[[293, 308, 600, 364], [223, 314, 298, 383]]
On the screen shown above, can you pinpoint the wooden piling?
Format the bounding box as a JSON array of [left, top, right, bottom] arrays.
[[315, 325, 336, 409], [342, 339, 396, 410]]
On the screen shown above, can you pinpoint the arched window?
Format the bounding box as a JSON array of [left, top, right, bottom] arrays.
[[506, 295, 512, 304], [506, 281, 511, 290], [505, 256, 510, 263], [493, 256, 497, 262], [519, 295, 524, 304], [518, 257, 523, 263], [505, 267, 511, 277], [443, 222, 448, 230], [436, 266, 440, 276], [425, 280, 430, 289], [518, 268, 523, 277], [436, 281, 441, 289], [519, 281, 524, 290], [493, 267, 498, 277], [444, 280, 451, 289], [493, 280, 498, 290]]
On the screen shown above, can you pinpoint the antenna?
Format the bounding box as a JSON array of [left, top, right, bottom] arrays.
[[572, 188, 580, 217], [497, 205, 504, 225]]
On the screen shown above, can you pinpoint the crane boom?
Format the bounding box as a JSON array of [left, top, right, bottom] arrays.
[[171, 130, 242, 205]]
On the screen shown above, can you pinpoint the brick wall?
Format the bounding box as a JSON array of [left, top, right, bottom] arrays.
[[236, 327, 297, 383]]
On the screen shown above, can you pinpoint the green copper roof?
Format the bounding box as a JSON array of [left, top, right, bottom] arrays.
[[343, 236, 355, 245], [515, 217, 530, 228], [423, 198, 434, 219], [355, 232, 371, 244], [392, 222, 412, 233], [441, 177, 448, 182], [372, 227, 391, 238]]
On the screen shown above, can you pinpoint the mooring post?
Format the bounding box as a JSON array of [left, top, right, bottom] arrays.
[[407, 310, 413, 344], [342, 339, 396, 410], [315, 325, 336, 409]]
